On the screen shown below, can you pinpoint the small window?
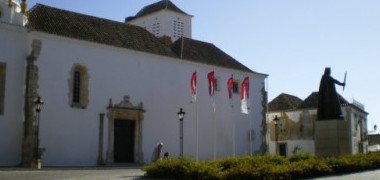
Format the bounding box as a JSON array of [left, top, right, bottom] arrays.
[[69, 64, 89, 108], [232, 81, 239, 93]]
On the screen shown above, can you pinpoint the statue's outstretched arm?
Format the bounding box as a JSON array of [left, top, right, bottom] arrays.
[[333, 78, 345, 86]]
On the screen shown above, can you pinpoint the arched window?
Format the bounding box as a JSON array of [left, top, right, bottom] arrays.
[[69, 64, 89, 108]]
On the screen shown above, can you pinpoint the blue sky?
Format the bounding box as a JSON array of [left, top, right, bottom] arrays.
[[26, 0, 380, 130]]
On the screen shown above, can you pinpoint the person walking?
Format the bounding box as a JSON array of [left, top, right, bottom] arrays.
[[151, 142, 163, 163]]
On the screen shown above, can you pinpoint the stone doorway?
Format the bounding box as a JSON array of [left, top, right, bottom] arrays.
[[106, 96, 145, 164]]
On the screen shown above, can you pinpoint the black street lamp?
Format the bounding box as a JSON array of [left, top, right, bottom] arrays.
[[34, 96, 44, 168], [273, 115, 280, 154], [177, 108, 185, 158]]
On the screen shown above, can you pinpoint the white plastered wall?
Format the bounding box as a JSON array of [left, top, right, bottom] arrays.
[[29, 31, 266, 166]]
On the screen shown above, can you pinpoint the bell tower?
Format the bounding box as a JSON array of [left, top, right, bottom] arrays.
[[125, 0, 193, 42], [0, 0, 26, 25]]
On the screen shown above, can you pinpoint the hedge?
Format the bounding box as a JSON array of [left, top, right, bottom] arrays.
[[143, 152, 380, 180]]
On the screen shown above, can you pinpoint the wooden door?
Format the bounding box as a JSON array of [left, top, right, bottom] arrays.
[[114, 120, 135, 163]]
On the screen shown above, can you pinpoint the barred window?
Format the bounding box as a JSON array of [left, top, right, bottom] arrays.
[[72, 71, 81, 103], [69, 64, 89, 108]]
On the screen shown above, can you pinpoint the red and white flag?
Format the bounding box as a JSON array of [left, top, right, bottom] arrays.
[[227, 75, 233, 99], [207, 71, 216, 96], [190, 71, 197, 102], [240, 77, 249, 114]]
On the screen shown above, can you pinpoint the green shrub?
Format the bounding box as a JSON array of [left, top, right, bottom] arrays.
[[366, 152, 380, 167], [211, 156, 240, 171], [142, 153, 380, 180], [143, 158, 196, 179], [288, 153, 315, 162], [186, 162, 225, 180], [287, 158, 332, 179]]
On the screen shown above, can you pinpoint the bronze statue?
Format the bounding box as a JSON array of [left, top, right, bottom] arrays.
[[317, 67, 346, 120]]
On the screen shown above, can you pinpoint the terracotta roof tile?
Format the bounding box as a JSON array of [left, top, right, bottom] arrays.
[[171, 37, 253, 72], [26, 4, 255, 73], [268, 93, 303, 111], [27, 4, 174, 56], [270, 92, 368, 115]]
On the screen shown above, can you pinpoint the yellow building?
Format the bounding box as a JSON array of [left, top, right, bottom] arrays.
[[267, 92, 368, 156]]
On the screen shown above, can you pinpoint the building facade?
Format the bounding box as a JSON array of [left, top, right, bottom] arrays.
[[368, 134, 380, 152], [0, 0, 267, 166], [267, 92, 368, 156]]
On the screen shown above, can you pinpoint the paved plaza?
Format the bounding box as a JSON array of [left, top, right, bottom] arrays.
[[0, 167, 148, 180], [1, 167, 380, 180], [308, 169, 380, 180]]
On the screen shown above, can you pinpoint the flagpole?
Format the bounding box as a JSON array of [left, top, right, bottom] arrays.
[[207, 70, 217, 160], [196, 96, 199, 161], [241, 76, 252, 155], [213, 94, 216, 160], [195, 71, 199, 161], [232, 96, 235, 157], [248, 85, 252, 155], [191, 71, 199, 161], [228, 74, 235, 157], [249, 110, 253, 155], [250, 116, 252, 155]]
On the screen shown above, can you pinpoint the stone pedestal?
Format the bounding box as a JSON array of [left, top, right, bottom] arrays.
[[315, 119, 350, 157]]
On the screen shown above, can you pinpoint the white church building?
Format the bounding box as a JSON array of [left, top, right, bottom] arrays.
[[0, 0, 267, 167]]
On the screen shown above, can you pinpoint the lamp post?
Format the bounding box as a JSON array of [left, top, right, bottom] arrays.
[[34, 96, 44, 168], [273, 115, 280, 155], [374, 124, 377, 134], [177, 108, 185, 158]]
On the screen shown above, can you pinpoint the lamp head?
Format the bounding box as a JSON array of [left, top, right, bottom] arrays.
[[273, 115, 279, 125], [34, 96, 44, 112], [177, 108, 185, 120]]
